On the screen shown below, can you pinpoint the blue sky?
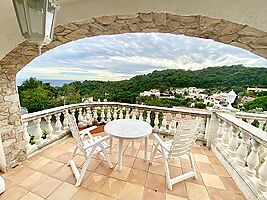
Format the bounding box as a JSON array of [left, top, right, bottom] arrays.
[[17, 33, 267, 81]]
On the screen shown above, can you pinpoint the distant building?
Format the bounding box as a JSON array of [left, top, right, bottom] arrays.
[[247, 87, 267, 93], [83, 97, 94, 103], [140, 89, 160, 97]]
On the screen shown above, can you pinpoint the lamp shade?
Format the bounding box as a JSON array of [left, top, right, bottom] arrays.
[[227, 90, 237, 104], [12, 0, 59, 48]]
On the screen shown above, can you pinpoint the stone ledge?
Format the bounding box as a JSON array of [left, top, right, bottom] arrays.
[[211, 139, 266, 200]]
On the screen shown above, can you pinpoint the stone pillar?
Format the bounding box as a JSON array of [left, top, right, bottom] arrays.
[[0, 71, 27, 171], [206, 109, 220, 147]]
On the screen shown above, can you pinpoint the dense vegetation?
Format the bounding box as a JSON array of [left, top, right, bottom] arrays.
[[18, 65, 267, 113]]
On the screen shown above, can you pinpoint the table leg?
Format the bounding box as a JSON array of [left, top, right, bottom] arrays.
[[144, 136, 148, 161], [118, 138, 123, 171]]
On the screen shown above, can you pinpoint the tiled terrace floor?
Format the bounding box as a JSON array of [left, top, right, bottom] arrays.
[[0, 132, 246, 200]]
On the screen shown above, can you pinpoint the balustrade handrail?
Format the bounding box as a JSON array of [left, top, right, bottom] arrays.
[[21, 102, 210, 122], [216, 111, 267, 147], [236, 111, 267, 121]]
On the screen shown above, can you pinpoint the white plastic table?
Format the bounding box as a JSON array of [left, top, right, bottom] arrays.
[[104, 119, 153, 170]]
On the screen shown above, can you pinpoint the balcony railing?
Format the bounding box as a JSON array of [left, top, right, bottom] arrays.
[[211, 111, 267, 200], [236, 112, 267, 132], [21, 102, 210, 155]]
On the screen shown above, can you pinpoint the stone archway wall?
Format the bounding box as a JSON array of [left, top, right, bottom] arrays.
[[0, 12, 267, 170]]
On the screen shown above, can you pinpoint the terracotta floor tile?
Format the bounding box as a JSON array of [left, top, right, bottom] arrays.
[[82, 172, 108, 193], [87, 158, 102, 171], [65, 171, 91, 186], [108, 152, 119, 164], [185, 182, 210, 200], [166, 193, 187, 200], [143, 187, 165, 200], [180, 158, 191, 169], [110, 166, 131, 181], [96, 193, 115, 200], [132, 158, 149, 171], [54, 152, 72, 163], [122, 155, 135, 168], [202, 149, 215, 156], [39, 160, 64, 176], [136, 150, 151, 160], [220, 177, 241, 194], [207, 187, 232, 200], [127, 168, 147, 185], [5, 167, 35, 184], [169, 166, 183, 178], [32, 177, 62, 198], [185, 172, 204, 185], [149, 162, 165, 176], [166, 181, 187, 198], [101, 177, 126, 198], [193, 154, 211, 164], [213, 164, 230, 177], [201, 173, 226, 190], [208, 156, 222, 165], [27, 156, 51, 170], [234, 193, 247, 200], [0, 185, 28, 200], [3, 177, 14, 189], [168, 158, 181, 167], [42, 148, 65, 159], [123, 148, 138, 157], [19, 171, 48, 190], [120, 182, 144, 200], [196, 162, 216, 175], [70, 188, 98, 200], [95, 161, 114, 176], [146, 172, 166, 193], [47, 182, 78, 200], [51, 165, 73, 181], [192, 147, 204, 154], [19, 192, 44, 200]]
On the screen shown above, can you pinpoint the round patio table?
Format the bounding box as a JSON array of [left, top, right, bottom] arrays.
[[104, 119, 153, 170]]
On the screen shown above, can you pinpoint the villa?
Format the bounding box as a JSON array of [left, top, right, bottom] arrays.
[[0, 1, 267, 200]]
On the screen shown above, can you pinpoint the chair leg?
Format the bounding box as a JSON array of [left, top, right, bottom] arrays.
[[149, 143, 159, 164], [75, 156, 91, 187], [99, 143, 113, 168], [68, 145, 78, 166], [161, 147, 172, 190], [109, 136, 113, 153], [188, 152, 197, 179]]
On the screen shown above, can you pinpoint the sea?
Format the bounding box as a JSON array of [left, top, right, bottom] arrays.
[[16, 79, 76, 87]]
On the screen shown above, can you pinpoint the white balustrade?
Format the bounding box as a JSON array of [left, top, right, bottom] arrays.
[[257, 149, 267, 191], [33, 118, 43, 145], [154, 112, 159, 131], [228, 126, 239, 157], [86, 107, 92, 125], [106, 107, 111, 122], [245, 139, 260, 177], [119, 108, 124, 119], [146, 111, 151, 124], [113, 107, 118, 120], [139, 110, 144, 121], [78, 108, 84, 126], [222, 123, 231, 149], [55, 113, 62, 135], [160, 113, 167, 132], [23, 122, 31, 151], [44, 115, 54, 140], [100, 107, 105, 123], [236, 131, 250, 167], [63, 110, 69, 132], [132, 109, 137, 120], [93, 107, 98, 123], [125, 108, 130, 119], [216, 120, 224, 140]]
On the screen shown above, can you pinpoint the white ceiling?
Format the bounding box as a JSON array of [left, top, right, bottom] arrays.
[[0, 0, 267, 60]]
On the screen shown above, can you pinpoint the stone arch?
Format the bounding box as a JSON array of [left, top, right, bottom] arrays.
[[0, 12, 267, 171]]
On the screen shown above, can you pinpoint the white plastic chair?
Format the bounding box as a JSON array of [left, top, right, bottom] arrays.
[[67, 113, 113, 187], [150, 121, 200, 190]]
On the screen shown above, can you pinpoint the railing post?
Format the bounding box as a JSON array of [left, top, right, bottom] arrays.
[[93, 107, 98, 123], [125, 108, 130, 119], [44, 115, 54, 140], [100, 106, 105, 123], [106, 107, 111, 122], [55, 113, 62, 136], [258, 120, 265, 131], [222, 123, 231, 149], [245, 139, 260, 177], [78, 108, 84, 127], [119, 108, 124, 119], [206, 109, 220, 147], [63, 110, 69, 132], [217, 120, 224, 141], [228, 126, 239, 157], [23, 122, 31, 152], [146, 111, 151, 124], [139, 110, 144, 121], [86, 107, 92, 125], [33, 118, 43, 145], [154, 112, 159, 131], [113, 107, 118, 120], [257, 149, 267, 192], [132, 109, 137, 120], [236, 131, 250, 167], [160, 113, 167, 132]]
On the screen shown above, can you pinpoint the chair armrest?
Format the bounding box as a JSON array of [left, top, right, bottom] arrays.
[[152, 133, 170, 152], [79, 126, 97, 139]]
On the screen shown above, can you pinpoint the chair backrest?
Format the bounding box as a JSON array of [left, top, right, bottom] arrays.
[[67, 113, 86, 155], [168, 121, 199, 159]]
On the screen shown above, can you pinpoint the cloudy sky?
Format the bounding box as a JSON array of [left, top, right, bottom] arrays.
[[17, 33, 267, 81]]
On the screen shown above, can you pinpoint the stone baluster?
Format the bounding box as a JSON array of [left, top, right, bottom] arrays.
[[78, 108, 84, 127], [257, 148, 267, 192], [258, 120, 266, 131], [236, 131, 250, 167], [170, 113, 176, 131], [106, 107, 111, 122], [125, 108, 130, 119], [44, 115, 54, 140], [119, 108, 124, 119], [228, 126, 239, 157], [216, 120, 224, 140], [23, 122, 31, 151], [139, 110, 144, 121], [160, 113, 167, 132], [222, 123, 231, 149], [113, 107, 118, 120], [86, 107, 92, 125], [70, 109, 76, 119], [245, 139, 260, 177], [93, 107, 98, 123], [63, 110, 69, 132], [100, 106, 106, 123], [132, 109, 137, 120], [82, 110, 87, 124], [246, 118, 254, 125], [146, 111, 151, 124], [55, 113, 62, 136], [33, 118, 43, 145], [154, 112, 159, 131]]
